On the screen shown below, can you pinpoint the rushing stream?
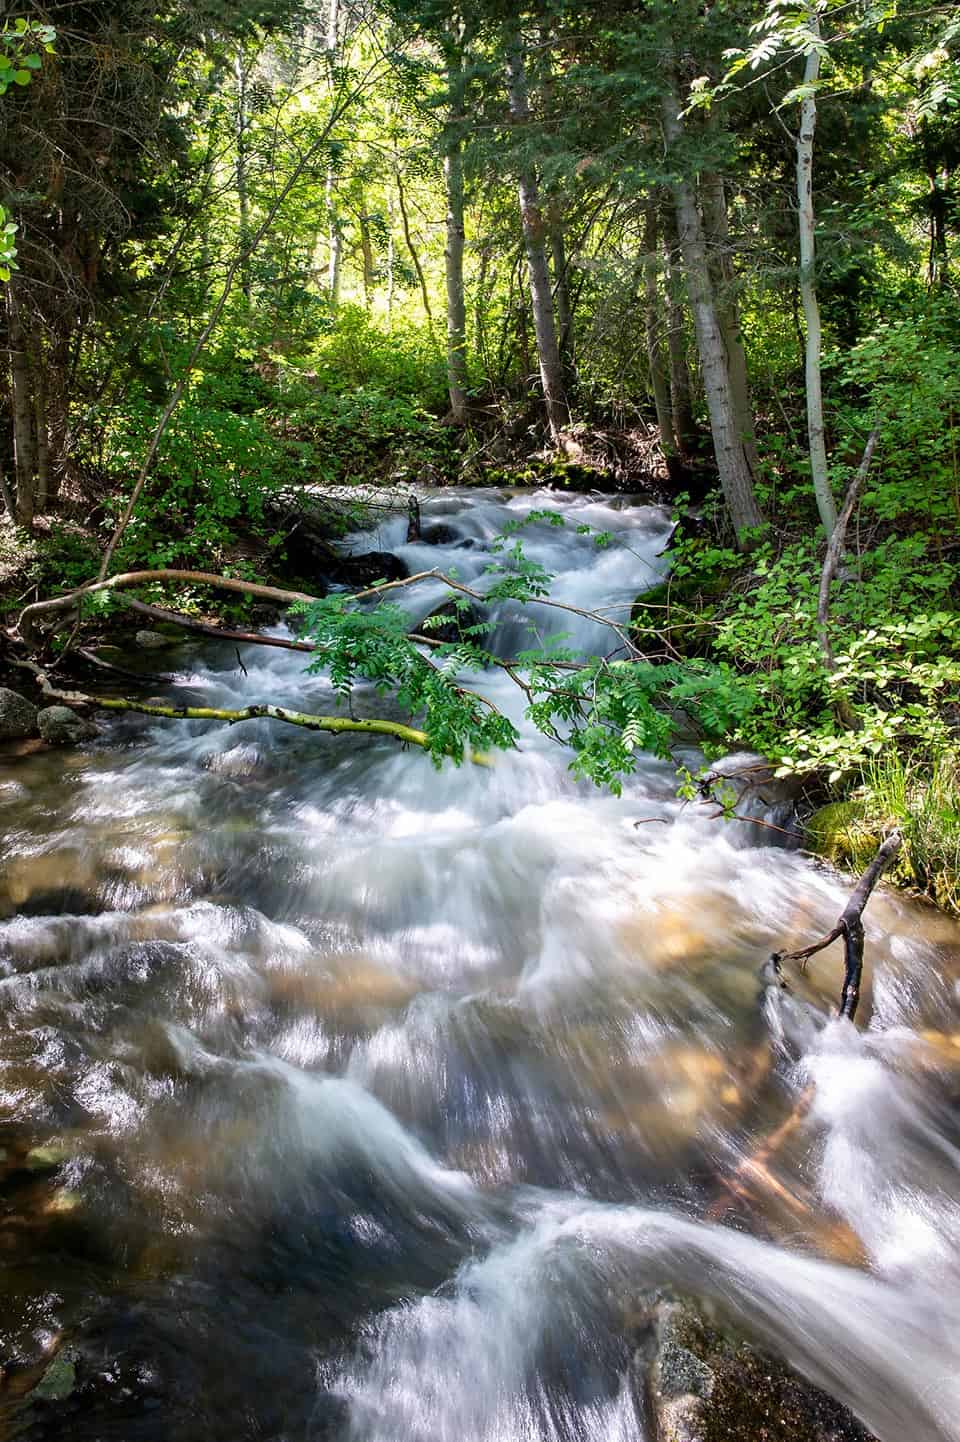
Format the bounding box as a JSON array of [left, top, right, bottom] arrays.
[[2, 489, 960, 1441]]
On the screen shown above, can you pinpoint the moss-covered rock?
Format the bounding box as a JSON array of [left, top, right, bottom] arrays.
[[643, 1297, 876, 1442]]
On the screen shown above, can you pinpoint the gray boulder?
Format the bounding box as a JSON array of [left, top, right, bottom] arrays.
[[37, 705, 98, 746], [0, 686, 38, 740], [639, 1296, 877, 1442], [135, 629, 172, 649]]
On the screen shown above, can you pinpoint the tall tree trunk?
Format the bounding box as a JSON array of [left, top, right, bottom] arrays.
[[660, 195, 698, 454], [34, 345, 50, 513], [796, 10, 838, 538], [324, 0, 342, 306], [234, 51, 252, 302], [396, 171, 433, 324], [505, 35, 568, 442], [386, 189, 396, 330], [661, 81, 762, 542], [358, 194, 374, 309], [701, 170, 760, 478], [549, 211, 573, 372], [442, 37, 469, 422], [642, 197, 680, 483], [7, 283, 36, 528]]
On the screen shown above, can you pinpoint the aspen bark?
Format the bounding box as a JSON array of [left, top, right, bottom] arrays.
[[661, 82, 762, 542], [505, 36, 568, 442], [797, 13, 838, 537]]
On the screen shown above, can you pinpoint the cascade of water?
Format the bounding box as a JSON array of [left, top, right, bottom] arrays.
[[1, 488, 959, 1441]]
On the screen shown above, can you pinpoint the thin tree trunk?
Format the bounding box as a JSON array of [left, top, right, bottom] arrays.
[[549, 212, 573, 370], [505, 34, 568, 442], [396, 171, 433, 324], [386, 189, 396, 329], [442, 37, 469, 423], [0, 459, 13, 519], [34, 346, 50, 513], [661, 81, 762, 542], [358, 195, 374, 309], [642, 197, 680, 480], [660, 196, 698, 454], [701, 170, 760, 478], [797, 11, 838, 538], [324, 0, 342, 306], [7, 283, 36, 528], [234, 51, 252, 302]]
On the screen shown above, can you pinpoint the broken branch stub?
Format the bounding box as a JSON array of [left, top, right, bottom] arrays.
[[772, 829, 902, 1021]]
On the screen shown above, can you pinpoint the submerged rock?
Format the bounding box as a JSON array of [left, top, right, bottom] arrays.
[[135, 628, 173, 649], [202, 743, 267, 779], [332, 550, 409, 587], [23, 1143, 71, 1173], [30, 1352, 77, 1402], [0, 686, 38, 741], [37, 705, 98, 746], [421, 597, 484, 645], [640, 1296, 876, 1442]]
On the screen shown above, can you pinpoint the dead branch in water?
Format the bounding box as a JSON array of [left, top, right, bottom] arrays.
[[772, 829, 902, 1022], [13, 660, 492, 764]]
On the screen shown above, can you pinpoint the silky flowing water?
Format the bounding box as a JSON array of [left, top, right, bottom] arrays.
[[2, 489, 960, 1441]]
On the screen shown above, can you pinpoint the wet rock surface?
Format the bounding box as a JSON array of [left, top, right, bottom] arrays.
[[640, 1297, 877, 1442], [37, 706, 99, 746], [0, 686, 38, 740]]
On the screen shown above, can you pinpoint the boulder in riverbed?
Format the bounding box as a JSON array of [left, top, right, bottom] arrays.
[[332, 551, 409, 587], [135, 628, 173, 649], [639, 1296, 877, 1442], [37, 705, 99, 746], [0, 686, 38, 741]]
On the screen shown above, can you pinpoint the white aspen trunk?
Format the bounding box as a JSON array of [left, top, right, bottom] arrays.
[[797, 15, 838, 537], [442, 39, 469, 423], [505, 36, 568, 443], [661, 82, 762, 542], [700, 170, 760, 479], [642, 197, 679, 470]]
